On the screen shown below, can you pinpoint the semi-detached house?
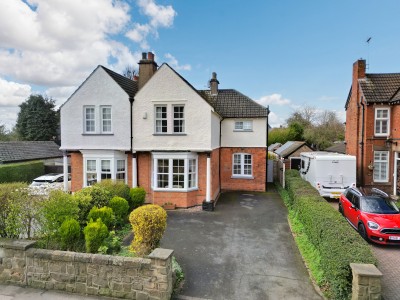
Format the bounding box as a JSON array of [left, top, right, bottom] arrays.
[[60, 52, 269, 208]]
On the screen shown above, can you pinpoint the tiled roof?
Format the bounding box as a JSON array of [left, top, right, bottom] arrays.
[[199, 89, 269, 118], [274, 141, 307, 158], [359, 73, 400, 104], [100, 66, 138, 98], [0, 141, 63, 164], [268, 143, 282, 151]]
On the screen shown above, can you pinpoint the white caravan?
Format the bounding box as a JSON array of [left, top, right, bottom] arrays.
[[299, 152, 356, 199]]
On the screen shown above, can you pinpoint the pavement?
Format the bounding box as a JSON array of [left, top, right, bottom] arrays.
[[161, 189, 323, 300], [0, 189, 322, 300]]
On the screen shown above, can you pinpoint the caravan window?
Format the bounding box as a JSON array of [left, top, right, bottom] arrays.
[[301, 160, 305, 169]]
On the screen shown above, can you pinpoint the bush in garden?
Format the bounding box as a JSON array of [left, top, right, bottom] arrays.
[[98, 230, 121, 254], [129, 204, 167, 256], [129, 187, 146, 209], [72, 189, 94, 226], [87, 206, 115, 229], [88, 185, 110, 207], [95, 179, 130, 201], [108, 196, 129, 226], [59, 218, 81, 251], [39, 190, 79, 242], [83, 218, 109, 253]]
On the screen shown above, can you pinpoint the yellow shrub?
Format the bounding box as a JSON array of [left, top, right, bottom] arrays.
[[129, 204, 167, 256]]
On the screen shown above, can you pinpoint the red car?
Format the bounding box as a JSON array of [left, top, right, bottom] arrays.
[[339, 187, 400, 245]]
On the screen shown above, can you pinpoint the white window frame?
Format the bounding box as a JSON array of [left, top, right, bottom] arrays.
[[100, 106, 112, 133], [232, 153, 253, 178], [374, 107, 390, 137], [373, 151, 389, 183], [173, 105, 185, 133], [84, 106, 96, 133], [116, 159, 126, 182], [152, 152, 198, 191], [155, 105, 168, 133], [82, 151, 127, 187], [234, 120, 253, 131], [86, 159, 97, 186]]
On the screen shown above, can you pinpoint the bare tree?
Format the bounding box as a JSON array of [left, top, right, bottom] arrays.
[[123, 65, 137, 80]]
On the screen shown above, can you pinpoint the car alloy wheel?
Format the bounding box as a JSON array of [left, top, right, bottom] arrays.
[[338, 203, 343, 216], [358, 223, 370, 242]]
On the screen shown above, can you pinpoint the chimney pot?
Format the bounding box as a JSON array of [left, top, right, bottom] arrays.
[[142, 52, 147, 60], [148, 52, 154, 61]]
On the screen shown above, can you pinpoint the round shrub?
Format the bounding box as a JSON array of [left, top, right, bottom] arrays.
[[72, 189, 93, 226], [87, 206, 115, 229], [88, 185, 110, 207], [129, 187, 146, 209], [108, 196, 129, 226], [83, 219, 109, 253], [95, 179, 130, 201], [129, 204, 167, 256], [59, 218, 81, 251]]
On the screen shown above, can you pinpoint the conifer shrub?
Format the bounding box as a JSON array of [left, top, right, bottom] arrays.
[[108, 196, 129, 226], [87, 206, 115, 229], [129, 187, 146, 209], [129, 204, 167, 256], [59, 218, 81, 251], [83, 219, 109, 253]]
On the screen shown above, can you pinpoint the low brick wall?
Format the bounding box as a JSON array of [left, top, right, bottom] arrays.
[[0, 239, 174, 300]]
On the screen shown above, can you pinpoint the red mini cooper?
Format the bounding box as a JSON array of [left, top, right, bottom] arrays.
[[339, 187, 400, 244]]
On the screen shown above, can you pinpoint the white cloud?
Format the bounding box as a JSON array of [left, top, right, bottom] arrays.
[[0, 78, 31, 106], [256, 94, 291, 106], [268, 111, 286, 128], [0, 107, 20, 130], [126, 0, 177, 49], [165, 53, 191, 71]]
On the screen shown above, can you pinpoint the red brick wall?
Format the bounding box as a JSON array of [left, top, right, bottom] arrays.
[[70, 152, 83, 192], [137, 152, 152, 201], [220, 147, 266, 192]]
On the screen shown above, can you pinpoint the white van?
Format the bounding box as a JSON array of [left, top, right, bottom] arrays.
[[299, 152, 356, 199]]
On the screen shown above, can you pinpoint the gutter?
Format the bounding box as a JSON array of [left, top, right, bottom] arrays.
[[265, 106, 270, 191], [360, 100, 365, 187]]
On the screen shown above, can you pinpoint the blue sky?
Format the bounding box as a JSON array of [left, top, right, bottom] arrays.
[[1, 0, 400, 129]]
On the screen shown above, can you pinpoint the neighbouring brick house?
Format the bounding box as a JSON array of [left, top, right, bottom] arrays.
[[60, 52, 269, 208], [345, 59, 400, 195]]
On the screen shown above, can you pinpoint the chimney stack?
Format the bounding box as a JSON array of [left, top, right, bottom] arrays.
[[138, 52, 157, 90], [210, 72, 219, 96], [353, 59, 366, 80]]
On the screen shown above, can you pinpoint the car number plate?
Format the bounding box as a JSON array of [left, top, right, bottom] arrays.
[[389, 236, 400, 241]]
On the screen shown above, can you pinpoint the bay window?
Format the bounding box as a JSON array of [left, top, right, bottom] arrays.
[[153, 153, 198, 191]]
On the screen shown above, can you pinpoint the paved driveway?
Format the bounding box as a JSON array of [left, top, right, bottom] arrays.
[[160, 189, 322, 300]]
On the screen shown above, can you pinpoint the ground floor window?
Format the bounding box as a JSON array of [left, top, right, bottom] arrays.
[[374, 151, 389, 182], [82, 151, 127, 187], [153, 152, 198, 191], [232, 153, 252, 177]]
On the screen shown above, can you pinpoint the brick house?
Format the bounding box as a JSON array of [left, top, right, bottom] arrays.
[[60, 53, 269, 208], [345, 59, 400, 195]]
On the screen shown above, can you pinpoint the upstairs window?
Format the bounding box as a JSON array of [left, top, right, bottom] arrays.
[[84, 106, 95, 133], [173, 105, 185, 133], [234, 120, 253, 131], [232, 153, 252, 177], [101, 106, 112, 133], [373, 151, 389, 182], [155, 106, 167, 133], [375, 108, 390, 136]]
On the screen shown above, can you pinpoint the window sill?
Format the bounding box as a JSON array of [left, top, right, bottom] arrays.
[[231, 175, 254, 180], [373, 134, 389, 138], [82, 133, 114, 136], [153, 133, 187, 136], [152, 187, 198, 192], [233, 130, 253, 132]]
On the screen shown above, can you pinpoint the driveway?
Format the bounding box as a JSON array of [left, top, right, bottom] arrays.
[[160, 189, 322, 300]]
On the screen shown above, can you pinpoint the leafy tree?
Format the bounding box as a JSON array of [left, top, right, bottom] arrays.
[[0, 124, 19, 141], [16, 94, 59, 141]]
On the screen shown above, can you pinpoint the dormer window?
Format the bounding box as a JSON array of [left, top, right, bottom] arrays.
[[375, 108, 390, 136], [234, 120, 253, 131]]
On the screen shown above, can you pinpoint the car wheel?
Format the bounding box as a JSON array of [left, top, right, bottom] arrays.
[[358, 223, 370, 242], [338, 203, 344, 216]]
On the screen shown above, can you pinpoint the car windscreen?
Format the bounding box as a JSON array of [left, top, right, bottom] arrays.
[[361, 196, 400, 214]]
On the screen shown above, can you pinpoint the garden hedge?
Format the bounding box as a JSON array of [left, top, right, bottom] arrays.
[[0, 161, 44, 183], [285, 170, 377, 300]]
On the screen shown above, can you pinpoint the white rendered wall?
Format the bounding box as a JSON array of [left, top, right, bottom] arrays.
[[133, 65, 216, 151], [221, 118, 267, 147], [60, 67, 131, 151]]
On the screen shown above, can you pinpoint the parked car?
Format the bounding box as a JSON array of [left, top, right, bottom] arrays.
[[339, 187, 400, 244], [30, 173, 71, 188]]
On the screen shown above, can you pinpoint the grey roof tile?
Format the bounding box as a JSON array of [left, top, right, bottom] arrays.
[[199, 89, 268, 118], [274, 141, 306, 158], [100, 66, 138, 98], [0, 141, 63, 164], [359, 73, 400, 103]]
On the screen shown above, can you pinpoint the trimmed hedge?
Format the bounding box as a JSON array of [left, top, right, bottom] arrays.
[[285, 170, 377, 299], [0, 161, 44, 183]]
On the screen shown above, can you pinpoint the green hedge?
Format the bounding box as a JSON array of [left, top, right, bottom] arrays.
[[0, 161, 44, 183], [285, 170, 377, 300]]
